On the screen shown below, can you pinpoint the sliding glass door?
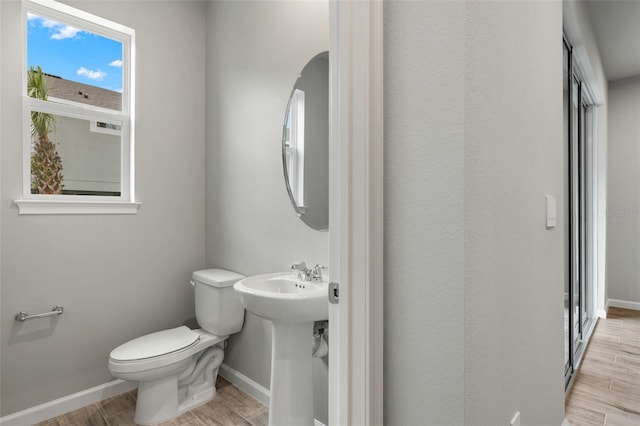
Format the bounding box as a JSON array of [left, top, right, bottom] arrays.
[[564, 36, 595, 389]]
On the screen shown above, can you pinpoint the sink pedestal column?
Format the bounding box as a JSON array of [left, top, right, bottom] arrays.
[[269, 321, 314, 426]]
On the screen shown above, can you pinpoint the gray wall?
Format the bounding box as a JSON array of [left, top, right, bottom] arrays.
[[464, 2, 565, 424], [383, 1, 465, 424], [205, 1, 329, 423], [0, 0, 207, 415], [384, 1, 566, 424], [607, 75, 640, 304]]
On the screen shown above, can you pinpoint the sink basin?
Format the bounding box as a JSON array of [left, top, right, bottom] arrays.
[[233, 272, 328, 323], [233, 272, 329, 425]]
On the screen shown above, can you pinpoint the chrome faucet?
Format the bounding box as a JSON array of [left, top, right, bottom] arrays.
[[291, 262, 313, 281]]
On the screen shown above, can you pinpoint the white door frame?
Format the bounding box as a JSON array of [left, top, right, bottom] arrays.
[[328, 1, 384, 425]]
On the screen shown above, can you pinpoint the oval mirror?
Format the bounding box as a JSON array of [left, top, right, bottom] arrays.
[[282, 51, 329, 231]]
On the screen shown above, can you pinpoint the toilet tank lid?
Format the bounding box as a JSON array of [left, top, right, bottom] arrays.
[[192, 268, 246, 288]]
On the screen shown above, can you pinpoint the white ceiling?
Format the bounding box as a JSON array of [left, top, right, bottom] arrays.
[[587, 0, 640, 82]]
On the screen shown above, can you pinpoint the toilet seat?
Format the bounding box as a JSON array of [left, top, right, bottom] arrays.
[[110, 326, 200, 362], [109, 328, 226, 377]]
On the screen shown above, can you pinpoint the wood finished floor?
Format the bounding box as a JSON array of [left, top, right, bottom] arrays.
[[566, 307, 640, 426], [35, 377, 268, 426]]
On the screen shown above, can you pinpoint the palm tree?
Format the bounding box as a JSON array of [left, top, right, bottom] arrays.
[[28, 65, 64, 194]]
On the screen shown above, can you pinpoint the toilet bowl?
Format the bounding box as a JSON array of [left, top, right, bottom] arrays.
[[108, 269, 245, 425]]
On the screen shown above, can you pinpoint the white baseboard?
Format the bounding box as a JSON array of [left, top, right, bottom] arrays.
[[607, 298, 640, 312], [562, 417, 571, 426], [0, 379, 136, 426], [218, 363, 270, 407], [597, 308, 608, 319], [219, 363, 327, 426]]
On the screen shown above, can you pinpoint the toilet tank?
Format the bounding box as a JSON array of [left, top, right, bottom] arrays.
[[192, 269, 245, 336]]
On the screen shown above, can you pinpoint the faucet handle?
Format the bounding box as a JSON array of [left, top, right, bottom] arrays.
[[311, 265, 327, 283]]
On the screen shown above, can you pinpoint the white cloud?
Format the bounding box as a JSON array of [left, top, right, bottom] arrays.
[[28, 14, 81, 40], [51, 25, 81, 40], [109, 60, 123, 68], [40, 18, 59, 29], [77, 67, 106, 81]]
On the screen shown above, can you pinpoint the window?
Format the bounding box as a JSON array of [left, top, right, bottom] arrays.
[[16, 0, 138, 214]]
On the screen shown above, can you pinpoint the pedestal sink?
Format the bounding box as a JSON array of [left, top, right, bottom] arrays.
[[233, 272, 329, 426]]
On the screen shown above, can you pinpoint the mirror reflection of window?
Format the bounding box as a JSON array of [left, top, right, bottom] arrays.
[[281, 51, 328, 230], [286, 89, 306, 209]]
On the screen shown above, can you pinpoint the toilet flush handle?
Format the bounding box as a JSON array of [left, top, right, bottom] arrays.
[[189, 280, 196, 287]]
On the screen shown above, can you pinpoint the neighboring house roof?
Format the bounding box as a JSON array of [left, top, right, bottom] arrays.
[[44, 73, 122, 110]]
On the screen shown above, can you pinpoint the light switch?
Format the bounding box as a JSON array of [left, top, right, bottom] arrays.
[[546, 195, 556, 228]]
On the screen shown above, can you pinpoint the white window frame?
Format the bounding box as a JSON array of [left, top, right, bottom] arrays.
[[287, 88, 305, 208], [15, 0, 139, 215]]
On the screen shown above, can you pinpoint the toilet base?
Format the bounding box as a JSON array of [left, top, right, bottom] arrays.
[[130, 345, 224, 425], [134, 375, 179, 425], [134, 380, 217, 425]]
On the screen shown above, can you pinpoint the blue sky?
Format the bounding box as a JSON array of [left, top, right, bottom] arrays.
[[27, 14, 123, 92]]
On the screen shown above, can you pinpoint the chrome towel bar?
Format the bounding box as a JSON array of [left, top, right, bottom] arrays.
[[15, 305, 64, 322]]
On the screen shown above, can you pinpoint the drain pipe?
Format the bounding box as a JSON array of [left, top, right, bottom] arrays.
[[312, 321, 329, 358]]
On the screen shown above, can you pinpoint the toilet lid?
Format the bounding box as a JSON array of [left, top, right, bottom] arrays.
[[110, 326, 200, 361]]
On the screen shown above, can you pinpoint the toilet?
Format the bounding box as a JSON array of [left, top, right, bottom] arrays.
[[108, 269, 245, 425]]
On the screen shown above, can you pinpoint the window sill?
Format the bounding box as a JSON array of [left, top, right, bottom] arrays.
[[14, 199, 141, 215]]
